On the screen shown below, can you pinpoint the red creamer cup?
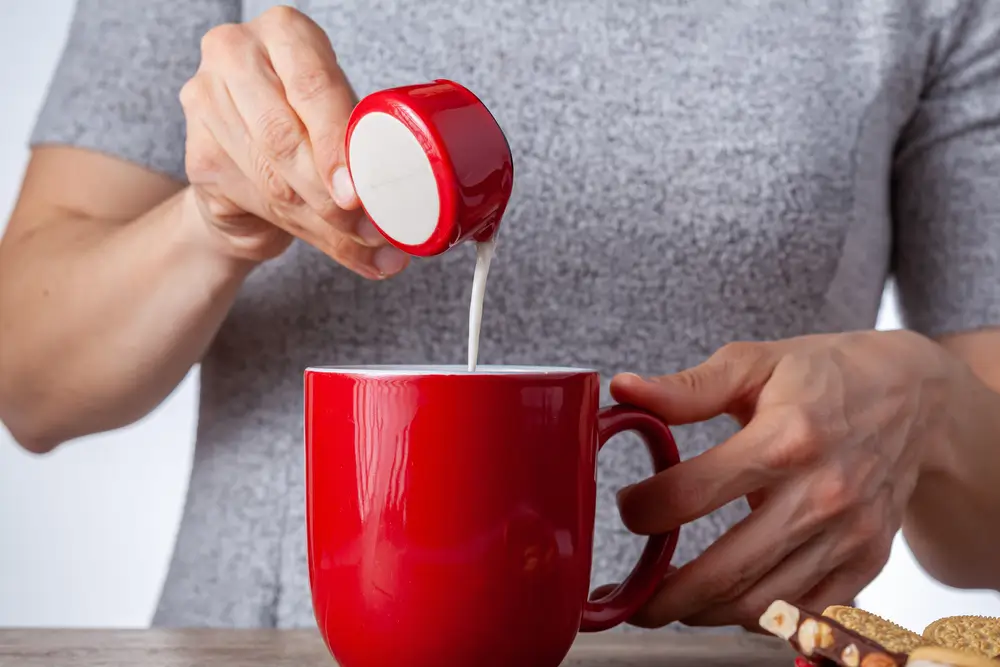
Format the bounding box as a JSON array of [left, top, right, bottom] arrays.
[[344, 80, 514, 256]]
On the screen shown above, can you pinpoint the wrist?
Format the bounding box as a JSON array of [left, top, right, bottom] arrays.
[[923, 344, 999, 482], [177, 186, 263, 276]]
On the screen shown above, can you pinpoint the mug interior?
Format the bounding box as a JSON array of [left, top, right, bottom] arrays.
[[305, 364, 595, 376]]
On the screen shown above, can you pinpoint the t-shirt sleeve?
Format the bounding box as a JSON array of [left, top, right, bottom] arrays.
[[891, 0, 1000, 339], [29, 0, 242, 183]]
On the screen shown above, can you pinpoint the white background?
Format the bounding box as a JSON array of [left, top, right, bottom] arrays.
[[1, 0, 998, 632]]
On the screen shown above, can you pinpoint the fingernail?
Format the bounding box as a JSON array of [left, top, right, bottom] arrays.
[[332, 167, 357, 208], [617, 372, 653, 384], [373, 245, 408, 276], [589, 583, 621, 601], [356, 218, 386, 246]]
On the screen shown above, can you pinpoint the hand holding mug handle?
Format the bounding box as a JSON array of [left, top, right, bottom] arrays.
[[581, 404, 682, 632]]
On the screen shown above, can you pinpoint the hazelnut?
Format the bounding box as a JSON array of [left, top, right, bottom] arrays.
[[861, 652, 899, 667], [760, 600, 801, 640], [817, 621, 835, 649], [799, 619, 820, 655], [842, 644, 860, 667]]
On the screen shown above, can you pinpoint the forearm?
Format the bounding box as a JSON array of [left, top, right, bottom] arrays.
[[0, 188, 255, 452], [903, 351, 1000, 591]]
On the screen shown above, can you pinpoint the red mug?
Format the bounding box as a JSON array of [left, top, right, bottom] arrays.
[[344, 80, 514, 256], [305, 365, 682, 667]]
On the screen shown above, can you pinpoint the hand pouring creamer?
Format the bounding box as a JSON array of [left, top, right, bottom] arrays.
[[344, 80, 514, 371]]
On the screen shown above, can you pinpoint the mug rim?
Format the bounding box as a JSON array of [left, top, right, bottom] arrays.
[[305, 364, 597, 377]]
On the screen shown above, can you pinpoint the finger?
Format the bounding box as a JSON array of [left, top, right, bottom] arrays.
[[196, 26, 341, 227], [202, 23, 380, 246], [186, 77, 376, 258], [221, 52, 357, 233], [251, 8, 358, 203], [589, 583, 619, 601], [249, 7, 383, 246], [185, 88, 401, 277], [798, 566, 878, 615], [185, 118, 275, 230], [617, 416, 783, 535], [184, 34, 406, 277], [183, 76, 296, 232], [611, 342, 777, 426], [628, 481, 817, 629], [681, 529, 842, 628], [590, 566, 679, 603], [797, 535, 893, 612]]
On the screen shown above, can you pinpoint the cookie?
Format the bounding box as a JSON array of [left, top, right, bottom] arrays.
[[760, 600, 908, 667], [907, 645, 999, 667], [822, 605, 928, 654], [922, 617, 1000, 659]]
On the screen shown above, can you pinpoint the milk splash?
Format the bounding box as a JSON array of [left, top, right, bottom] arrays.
[[467, 238, 497, 372]]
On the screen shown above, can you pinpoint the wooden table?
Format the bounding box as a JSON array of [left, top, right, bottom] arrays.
[[0, 629, 795, 667]]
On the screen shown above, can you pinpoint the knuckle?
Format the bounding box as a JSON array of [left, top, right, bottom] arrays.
[[323, 233, 362, 269], [200, 23, 247, 59], [671, 367, 707, 395], [712, 342, 770, 378], [312, 129, 345, 167], [714, 341, 758, 363], [760, 407, 823, 471], [185, 144, 223, 180], [657, 475, 708, 524], [265, 176, 300, 209], [184, 129, 226, 182], [256, 161, 300, 208], [256, 5, 308, 30], [256, 109, 305, 162], [808, 468, 858, 521], [324, 230, 351, 258], [712, 564, 756, 604], [260, 4, 306, 26], [775, 407, 823, 466], [838, 331, 875, 353], [324, 233, 373, 275], [762, 437, 809, 472], [287, 67, 334, 103], [709, 341, 771, 398], [178, 77, 204, 112], [314, 197, 346, 226]]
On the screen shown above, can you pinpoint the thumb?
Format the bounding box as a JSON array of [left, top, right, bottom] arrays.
[[610, 342, 775, 425]]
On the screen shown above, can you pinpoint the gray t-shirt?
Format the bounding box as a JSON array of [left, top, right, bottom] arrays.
[[31, 0, 1000, 630]]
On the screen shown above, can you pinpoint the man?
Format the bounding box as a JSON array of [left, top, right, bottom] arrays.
[[1, 0, 998, 630]]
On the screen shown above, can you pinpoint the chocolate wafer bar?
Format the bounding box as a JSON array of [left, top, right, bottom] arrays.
[[760, 600, 908, 667]]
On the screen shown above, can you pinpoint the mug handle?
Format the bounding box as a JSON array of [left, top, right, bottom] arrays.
[[579, 404, 682, 633]]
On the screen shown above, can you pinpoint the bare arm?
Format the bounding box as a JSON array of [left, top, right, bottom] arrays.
[[887, 1, 1000, 591], [0, 7, 410, 454], [0, 147, 252, 452], [903, 328, 1000, 591]]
